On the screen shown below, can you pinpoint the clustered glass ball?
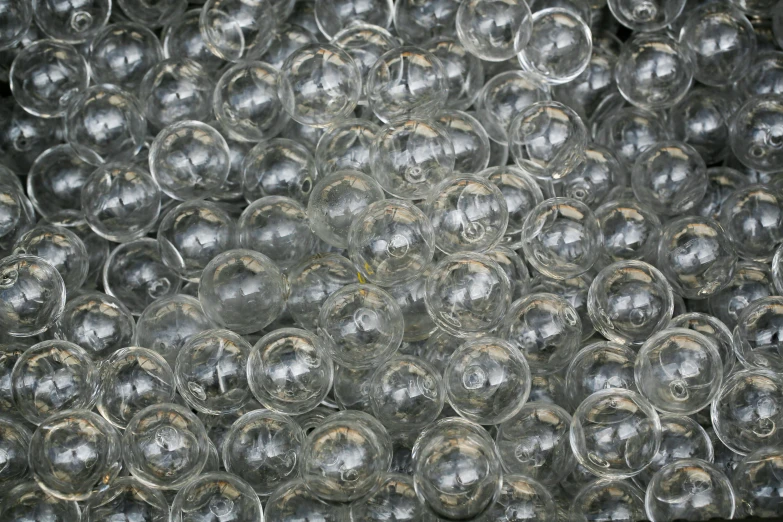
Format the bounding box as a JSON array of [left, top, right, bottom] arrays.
[[2, 1, 783, 521]]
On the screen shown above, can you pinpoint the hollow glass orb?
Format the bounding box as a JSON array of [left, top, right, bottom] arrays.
[[436, 111, 491, 174], [634, 328, 723, 415], [149, 120, 230, 201], [134, 295, 213, 366], [0, 177, 34, 255], [644, 459, 735, 522], [669, 89, 734, 167], [97, 347, 176, 430], [0, 0, 32, 51], [242, 138, 317, 204], [679, 3, 756, 87], [265, 478, 346, 522], [300, 410, 391, 502], [222, 410, 304, 496], [116, 0, 186, 27], [669, 312, 735, 378], [557, 144, 624, 208], [720, 185, 783, 262], [631, 141, 707, 217], [170, 472, 262, 522], [521, 197, 603, 279], [478, 474, 557, 522], [162, 8, 225, 72], [213, 61, 289, 143], [10, 40, 88, 119], [0, 414, 32, 487], [104, 239, 182, 316], [733, 296, 783, 372], [333, 364, 373, 412], [29, 409, 121, 501], [371, 118, 455, 200], [570, 479, 645, 522], [33, 0, 110, 44], [0, 254, 65, 337], [64, 84, 147, 165], [731, 95, 783, 173], [366, 46, 449, 123], [486, 247, 531, 301], [594, 106, 669, 170], [456, 0, 532, 61], [13, 225, 89, 293], [199, 0, 276, 62], [0, 343, 24, 413], [427, 38, 485, 112], [732, 446, 783, 518], [712, 369, 783, 455], [84, 476, 169, 522], [198, 249, 286, 334], [0, 481, 81, 521], [531, 271, 593, 340], [386, 271, 436, 343], [349, 473, 422, 522], [315, 0, 393, 38], [314, 119, 379, 177], [570, 389, 662, 478], [709, 260, 775, 331], [595, 197, 660, 263], [81, 162, 161, 243], [607, 0, 684, 31], [123, 403, 209, 489], [138, 58, 212, 130], [518, 8, 592, 85], [46, 217, 109, 286], [277, 44, 360, 128], [238, 196, 315, 269], [318, 283, 403, 368], [247, 327, 333, 414], [425, 252, 511, 337], [482, 165, 544, 249], [26, 145, 94, 219], [508, 101, 588, 181], [286, 254, 357, 331], [495, 402, 574, 485], [694, 167, 749, 221], [262, 23, 319, 71], [412, 417, 501, 519], [393, 0, 461, 44], [738, 50, 783, 98], [89, 22, 163, 90], [565, 341, 638, 409], [53, 292, 135, 359], [369, 355, 444, 433], [477, 70, 551, 145]]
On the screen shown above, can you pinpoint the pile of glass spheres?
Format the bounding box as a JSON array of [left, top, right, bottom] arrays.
[[3, 0, 783, 520]]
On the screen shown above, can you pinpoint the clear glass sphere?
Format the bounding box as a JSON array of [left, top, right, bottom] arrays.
[[427, 38, 486, 112], [138, 58, 212, 130], [594, 106, 669, 169], [13, 225, 89, 293], [565, 341, 638, 409], [286, 253, 357, 331], [730, 94, 783, 173], [84, 476, 169, 522], [595, 197, 661, 263], [0, 177, 35, 256], [570, 389, 662, 478], [518, 8, 593, 85], [26, 145, 94, 219], [247, 327, 334, 414], [521, 197, 603, 279], [709, 260, 775, 330], [104, 239, 181, 316], [162, 9, 225, 72], [53, 292, 135, 359], [64, 84, 147, 165], [315, 0, 393, 38], [733, 295, 783, 372], [477, 70, 551, 145], [242, 138, 317, 204], [719, 185, 783, 262], [222, 410, 304, 496], [33, 0, 111, 43], [314, 118, 379, 177], [482, 165, 544, 249], [0, 0, 32, 51], [486, 246, 532, 301], [606, 0, 684, 31], [389, 269, 439, 342], [265, 478, 346, 521], [669, 312, 735, 378], [89, 22, 164, 90], [738, 50, 783, 98], [318, 283, 403, 368], [669, 89, 734, 166], [349, 472, 422, 522], [0, 254, 65, 337], [170, 472, 262, 522], [693, 167, 749, 221], [556, 144, 625, 208], [333, 364, 373, 412], [644, 459, 735, 522], [262, 23, 319, 70], [436, 110, 491, 174], [0, 413, 32, 486], [456, 0, 532, 61], [570, 478, 646, 522], [732, 446, 783, 518], [116, 0, 187, 27], [393, 0, 461, 44], [134, 295, 213, 366], [478, 474, 557, 522], [300, 410, 392, 502], [199, 0, 277, 62], [0, 342, 25, 414]]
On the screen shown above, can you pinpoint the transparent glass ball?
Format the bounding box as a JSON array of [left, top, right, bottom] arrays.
[[565, 341, 638, 409], [425, 252, 511, 337], [53, 292, 135, 359], [0, 254, 65, 337], [456, 0, 532, 61], [571, 389, 662, 478], [521, 197, 603, 279], [104, 239, 181, 316], [426, 38, 485, 112], [733, 296, 783, 372], [482, 165, 544, 249], [679, 3, 756, 87], [247, 327, 334, 414], [0, 177, 35, 256], [518, 8, 592, 85], [222, 410, 304, 496], [669, 89, 734, 167], [64, 84, 147, 165], [508, 101, 588, 180], [349, 472, 422, 522], [390, 269, 440, 342], [486, 246, 531, 301], [116, 0, 186, 26], [711, 368, 783, 455], [412, 417, 501, 519], [477, 70, 551, 144], [393, 0, 461, 44], [347, 199, 435, 286], [149, 120, 230, 201], [644, 459, 735, 522], [199, 0, 276, 62], [318, 283, 403, 368], [495, 402, 574, 485], [738, 50, 783, 98], [262, 23, 318, 70], [238, 196, 315, 269], [138, 58, 212, 130], [13, 224, 89, 294], [0, 481, 81, 521], [595, 197, 661, 263], [606, 0, 683, 31], [0, 0, 32, 51], [84, 476, 169, 522], [0, 101, 60, 175], [669, 312, 735, 378], [29, 409, 121, 501], [162, 8, 225, 72], [730, 95, 783, 173], [479, 474, 557, 522], [631, 141, 707, 217], [693, 167, 749, 221], [265, 478, 346, 522], [45, 216, 109, 287], [570, 478, 646, 522], [89, 22, 164, 90], [333, 364, 374, 412], [198, 249, 286, 334], [732, 446, 783, 518], [436, 110, 491, 174], [123, 402, 209, 489], [720, 185, 783, 262], [370, 118, 455, 200], [314, 118, 379, 177], [170, 472, 262, 522], [315, 0, 393, 38], [369, 355, 444, 433], [0, 413, 31, 486], [277, 43, 360, 128], [10, 39, 88, 119], [97, 347, 176, 430], [556, 144, 625, 208], [134, 295, 213, 366], [242, 138, 317, 204], [709, 260, 775, 331], [366, 46, 449, 123], [33, 0, 110, 43], [286, 253, 357, 331], [0, 342, 25, 414], [615, 32, 692, 110], [26, 145, 93, 219], [300, 410, 391, 502], [213, 61, 289, 143]]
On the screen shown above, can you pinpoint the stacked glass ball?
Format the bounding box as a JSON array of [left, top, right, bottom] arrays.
[[0, 0, 782, 520]]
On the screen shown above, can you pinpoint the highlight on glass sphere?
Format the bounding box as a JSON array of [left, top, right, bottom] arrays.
[[199, 0, 277, 62], [264, 478, 346, 521], [314, 118, 379, 177], [83, 477, 169, 522], [241, 137, 317, 204], [12, 224, 89, 293], [436, 109, 491, 173], [720, 184, 783, 263], [314, 0, 393, 39], [53, 291, 135, 359], [732, 446, 783, 518], [349, 472, 424, 522], [138, 58, 213, 130], [564, 340, 638, 409], [594, 197, 661, 263], [286, 253, 358, 331], [669, 312, 736, 378], [456, 0, 532, 61], [477, 70, 551, 145], [33, 0, 111, 44], [88, 22, 164, 90], [730, 94, 783, 174], [169, 471, 263, 522], [0, 0, 32, 51], [0, 254, 65, 338], [607, 0, 684, 31], [594, 105, 669, 169], [733, 296, 783, 373]]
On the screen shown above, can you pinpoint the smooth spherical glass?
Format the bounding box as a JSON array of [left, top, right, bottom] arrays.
[[482, 165, 544, 249], [242, 138, 317, 204], [134, 295, 213, 366], [33, 0, 111, 43], [456, 0, 532, 61], [53, 292, 135, 359], [265, 478, 345, 521], [594, 106, 669, 169], [89, 22, 164, 90], [170, 472, 262, 522], [732, 446, 783, 518], [315, 0, 393, 38], [436, 110, 491, 173], [26, 144, 94, 219], [477, 474, 556, 522], [349, 472, 422, 522], [13, 225, 88, 293], [670, 90, 734, 166], [199, 0, 277, 62], [477, 70, 551, 144], [84, 477, 169, 522], [669, 312, 736, 378], [720, 185, 783, 262], [730, 95, 783, 173], [0, 254, 65, 337], [570, 478, 646, 522], [734, 296, 783, 372], [0, 414, 32, 487], [0, 0, 32, 50], [607, 0, 684, 31], [286, 253, 358, 331], [314, 118, 379, 177], [565, 341, 638, 409], [163, 9, 225, 72], [557, 144, 625, 208], [138, 58, 213, 130], [595, 198, 661, 263], [238, 196, 315, 269], [0, 481, 81, 521], [427, 38, 485, 113]]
